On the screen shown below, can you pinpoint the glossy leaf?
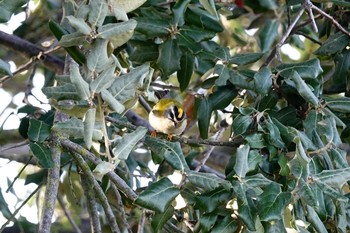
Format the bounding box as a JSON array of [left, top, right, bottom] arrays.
[[187, 171, 232, 191], [306, 205, 328, 233], [29, 142, 54, 168], [245, 173, 273, 188], [83, 108, 95, 149], [211, 216, 238, 233], [199, 214, 217, 233], [254, 67, 272, 95], [28, 119, 50, 142], [172, 0, 191, 26], [0, 58, 12, 76], [290, 70, 319, 105], [199, 0, 218, 18], [232, 114, 253, 135], [135, 177, 180, 212], [147, 137, 189, 172], [276, 58, 323, 79], [185, 6, 223, 33], [313, 167, 350, 188], [325, 96, 350, 113], [135, 17, 170, 38], [177, 51, 194, 91], [179, 25, 215, 42], [245, 133, 266, 149], [257, 183, 292, 222], [195, 188, 232, 213], [70, 64, 90, 100], [112, 127, 147, 160], [234, 144, 250, 178], [108, 63, 149, 103], [87, 39, 109, 73], [229, 52, 265, 65], [157, 39, 182, 79], [258, 19, 279, 52], [314, 32, 350, 56], [197, 98, 211, 139]]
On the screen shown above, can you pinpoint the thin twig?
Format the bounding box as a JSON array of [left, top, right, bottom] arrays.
[[303, 0, 318, 32], [57, 194, 82, 233], [311, 4, 350, 37], [6, 156, 33, 193], [137, 210, 146, 233], [70, 151, 121, 233], [38, 134, 61, 233], [60, 139, 138, 201], [80, 173, 102, 233], [111, 183, 132, 233]]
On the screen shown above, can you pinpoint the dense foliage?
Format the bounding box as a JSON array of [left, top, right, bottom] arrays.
[[1, 0, 350, 232]]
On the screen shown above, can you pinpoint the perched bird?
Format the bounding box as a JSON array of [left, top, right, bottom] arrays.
[[149, 98, 187, 138]]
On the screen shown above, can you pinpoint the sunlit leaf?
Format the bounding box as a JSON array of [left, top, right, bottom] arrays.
[[42, 83, 80, 101], [66, 16, 91, 35], [70, 64, 90, 100], [101, 90, 125, 113], [52, 118, 103, 140], [306, 205, 328, 233], [97, 20, 137, 47], [135, 177, 180, 212], [234, 144, 250, 178], [88, 0, 108, 28]]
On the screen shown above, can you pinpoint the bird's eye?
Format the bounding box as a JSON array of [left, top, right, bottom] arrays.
[[173, 105, 184, 121]]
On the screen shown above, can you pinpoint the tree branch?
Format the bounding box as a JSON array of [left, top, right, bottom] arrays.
[[0, 31, 64, 74]]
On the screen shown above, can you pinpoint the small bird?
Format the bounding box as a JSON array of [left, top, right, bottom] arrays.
[[149, 98, 187, 138]]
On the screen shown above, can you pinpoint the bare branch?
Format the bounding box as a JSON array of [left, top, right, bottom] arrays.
[[57, 194, 82, 233]]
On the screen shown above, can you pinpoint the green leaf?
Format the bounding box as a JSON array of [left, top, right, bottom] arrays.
[[290, 70, 319, 105], [172, 0, 191, 26], [177, 51, 194, 91], [101, 90, 125, 113], [93, 161, 114, 181], [90, 65, 116, 94], [313, 167, 350, 188], [42, 83, 80, 101], [199, 0, 218, 18], [199, 214, 217, 233], [324, 96, 350, 113], [0, 0, 26, 23], [257, 91, 278, 111], [211, 216, 238, 233], [276, 58, 323, 79], [65, 16, 91, 35], [254, 67, 272, 95], [195, 188, 232, 213], [157, 38, 182, 79], [232, 114, 253, 135], [214, 64, 230, 86], [151, 206, 174, 232], [135, 17, 170, 38], [257, 183, 292, 221], [145, 136, 189, 172], [228, 70, 252, 89], [135, 177, 180, 212], [108, 63, 149, 103], [0, 58, 12, 76], [258, 19, 279, 52], [229, 52, 265, 65], [59, 32, 87, 47], [245, 133, 266, 149], [97, 20, 137, 47], [29, 142, 54, 168], [197, 98, 211, 139], [52, 118, 103, 141], [70, 64, 91, 100], [110, 0, 147, 13], [128, 41, 159, 63], [0, 187, 12, 218], [112, 127, 147, 160], [87, 39, 109, 73], [187, 171, 232, 191], [234, 144, 250, 178], [83, 108, 96, 149], [245, 173, 273, 188], [185, 6, 223, 33], [179, 25, 215, 42], [28, 119, 50, 142], [306, 205, 328, 233], [88, 0, 108, 28], [314, 32, 350, 56]]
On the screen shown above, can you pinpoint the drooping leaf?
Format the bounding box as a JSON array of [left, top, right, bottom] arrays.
[[172, 0, 191, 26], [28, 119, 50, 142], [0, 58, 12, 76], [151, 206, 174, 232], [187, 171, 232, 191], [29, 142, 54, 168], [52, 118, 103, 140], [83, 108, 96, 149], [177, 51, 194, 91], [0, 187, 12, 219], [276, 58, 323, 79], [234, 144, 250, 178], [290, 70, 319, 105], [257, 182, 292, 221], [232, 114, 253, 135], [314, 32, 350, 56], [145, 136, 189, 172], [324, 96, 350, 113], [197, 98, 211, 139], [101, 90, 125, 113], [306, 205, 328, 233], [135, 177, 180, 212], [229, 52, 265, 65], [112, 127, 147, 160], [70, 64, 90, 100], [93, 161, 114, 181], [258, 19, 279, 52], [199, 213, 218, 233], [157, 38, 182, 79], [108, 63, 149, 103], [313, 167, 350, 188], [214, 64, 230, 86]]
